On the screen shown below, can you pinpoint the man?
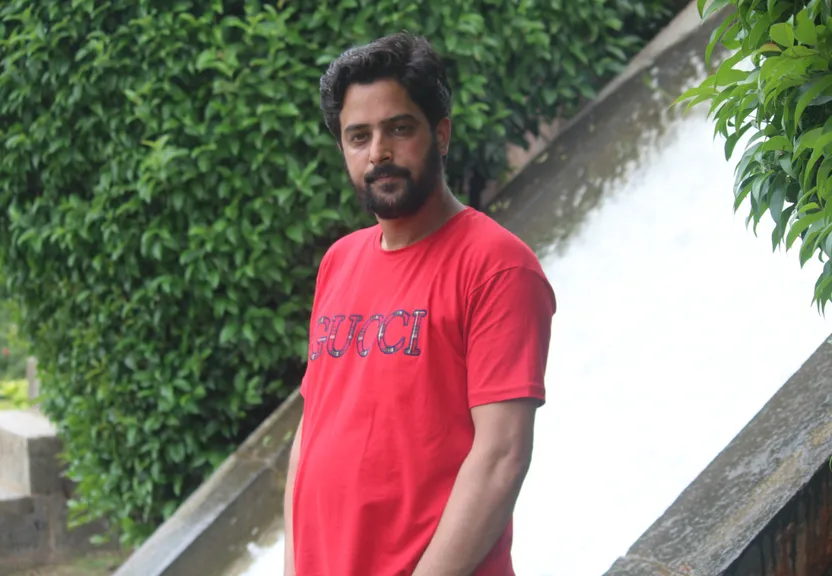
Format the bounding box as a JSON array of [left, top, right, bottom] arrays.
[[283, 32, 556, 576]]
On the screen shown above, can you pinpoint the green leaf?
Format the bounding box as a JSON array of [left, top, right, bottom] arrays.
[[686, 90, 720, 113], [799, 226, 822, 265], [770, 22, 795, 47], [803, 131, 832, 190], [604, 17, 623, 31], [769, 178, 786, 222], [725, 122, 755, 159], [761, 135, 793, 152], [285, 224, 304, 243], [276, 102, 300, 117], [787, 210, 825, 249], [703, 0, 732, 19], [243, 323, 255, 343], [220, 324, 237, 344], [744, 13, 773, 51], [794, 127, 824, 158], [720, 19, 742, 50], [273, 316, 286, 336], [794, 75, 832, 132], [196, 49, 216, 71], [768, 0, 793, 21], [715, 67, 749, 87], [734, 176, 755, 211], [794, 9, 818, 45], [672, 83, 713, 107], [706, 14, 738, 67], [751, 42, 783, 57], [817, 157, 832, 200], [813, 272, 832, 309]]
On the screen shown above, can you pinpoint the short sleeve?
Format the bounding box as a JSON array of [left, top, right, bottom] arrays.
[[465, 266, 556, 409], [300, 246, 335, 400], [300, 373, 310, 399]]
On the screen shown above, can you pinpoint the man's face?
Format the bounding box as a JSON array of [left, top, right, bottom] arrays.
[[339, 79, 450, 220]]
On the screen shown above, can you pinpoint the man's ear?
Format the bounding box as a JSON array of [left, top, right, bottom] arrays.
[[435, 117, 452, 157]]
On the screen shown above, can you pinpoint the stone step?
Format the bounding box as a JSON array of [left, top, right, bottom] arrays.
[[0, 410, 62, 496], [0, 482, 33, 518]]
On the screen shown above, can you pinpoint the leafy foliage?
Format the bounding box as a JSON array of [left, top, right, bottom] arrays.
[[0, 0, 674, 546], [0, 298, 28, 381], [0, 379, 30, 410], [676, 0, 832, 311]]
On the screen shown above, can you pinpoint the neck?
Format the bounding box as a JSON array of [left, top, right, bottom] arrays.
[[378, 184, 467, 251]]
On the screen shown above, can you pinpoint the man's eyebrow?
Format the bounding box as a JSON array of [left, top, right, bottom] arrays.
[[343, 114, 419, 134]]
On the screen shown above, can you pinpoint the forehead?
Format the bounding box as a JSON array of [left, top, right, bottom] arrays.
[[340, 79, 426, 130]]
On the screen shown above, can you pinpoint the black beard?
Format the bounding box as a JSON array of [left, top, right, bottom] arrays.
[[351, 137, 443, 220]]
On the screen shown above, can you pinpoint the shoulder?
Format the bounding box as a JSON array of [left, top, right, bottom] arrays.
[[319, 224, 376, 268], [448, 209, 556, 313], [455, 208, 547, 281], [313, 224, 377, 288]]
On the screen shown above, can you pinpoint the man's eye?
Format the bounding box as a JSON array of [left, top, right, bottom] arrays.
[[393, 125, 412, 134], [351, 133, 368, 142]]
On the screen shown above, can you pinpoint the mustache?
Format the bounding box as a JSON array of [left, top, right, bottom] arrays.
[[365, 164, 412, 185]]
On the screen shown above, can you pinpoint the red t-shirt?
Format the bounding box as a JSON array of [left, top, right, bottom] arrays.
[[293, 207, 556, 575]]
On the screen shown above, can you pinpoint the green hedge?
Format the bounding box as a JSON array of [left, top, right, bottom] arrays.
[[0, 298, 28, 381], [0, 0, 675, 546], [0, 379, 29, 410], [677, 0, 832, 311]]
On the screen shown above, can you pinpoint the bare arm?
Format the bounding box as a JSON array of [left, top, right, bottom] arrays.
[[411, 399, 537, 576], [283, 415, 303, 576]]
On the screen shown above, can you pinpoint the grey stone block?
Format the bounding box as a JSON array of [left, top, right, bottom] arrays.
[[49, 492, 115, 553], [0, 410, 62, 495], [605, 556, 691, 576], [0, 411, 117, 575], [0, 484, 33, 517], [0, 493, 51, 564], [0, 492, 118, 575]]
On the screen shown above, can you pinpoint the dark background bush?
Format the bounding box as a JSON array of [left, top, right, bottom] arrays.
[[0, 298, 27, 381], [0, 0, 679, 546]]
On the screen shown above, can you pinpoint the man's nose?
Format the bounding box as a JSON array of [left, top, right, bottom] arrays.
[[368, 132, 392, 166]]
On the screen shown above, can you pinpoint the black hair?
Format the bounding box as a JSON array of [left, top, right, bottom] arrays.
[[319, 32, 452, 140]]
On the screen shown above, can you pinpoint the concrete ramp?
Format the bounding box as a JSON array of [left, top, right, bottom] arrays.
[[604, 336, 832, 575]]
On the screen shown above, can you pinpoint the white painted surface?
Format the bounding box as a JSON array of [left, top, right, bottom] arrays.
[[236, 533, 285, 576], [510, 109, 830, 576], [0, 409, 56, 438]]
